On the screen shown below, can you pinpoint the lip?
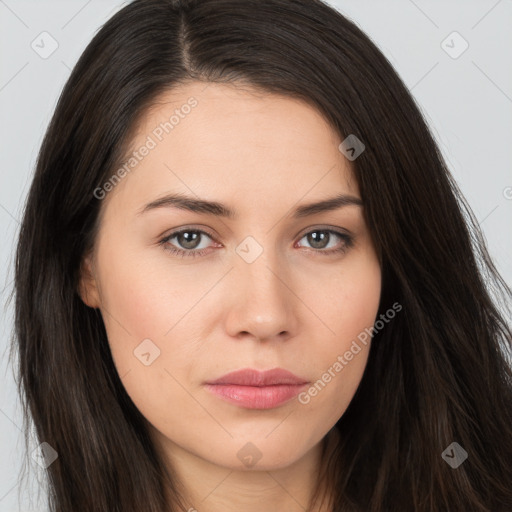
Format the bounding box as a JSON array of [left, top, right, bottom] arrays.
[[204, 368, 309, 409]]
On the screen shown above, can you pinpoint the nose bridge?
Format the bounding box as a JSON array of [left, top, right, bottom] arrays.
[[241, 244, 284, 302], [226, 234, 296, 339]]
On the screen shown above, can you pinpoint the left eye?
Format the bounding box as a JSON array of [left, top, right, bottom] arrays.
[[296, 229, 351, 252], [159, 228, 353, 258]]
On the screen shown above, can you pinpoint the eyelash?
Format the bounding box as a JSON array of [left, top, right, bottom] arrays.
[[158, 227, 354, 259]]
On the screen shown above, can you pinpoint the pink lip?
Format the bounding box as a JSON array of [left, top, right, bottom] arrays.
[[204, 368, 309, 409]]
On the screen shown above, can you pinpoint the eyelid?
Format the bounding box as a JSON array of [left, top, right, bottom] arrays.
[[159, 225, 219, 243], [294, 224, 353, 240]]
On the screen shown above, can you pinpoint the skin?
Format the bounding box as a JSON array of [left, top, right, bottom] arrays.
[[79, 81, 382, 512]]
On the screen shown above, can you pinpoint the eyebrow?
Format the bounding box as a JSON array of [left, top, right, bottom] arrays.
[[137, 192, 363, 219]]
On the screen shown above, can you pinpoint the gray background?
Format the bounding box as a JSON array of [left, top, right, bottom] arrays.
[[1, 1, 511, 510]]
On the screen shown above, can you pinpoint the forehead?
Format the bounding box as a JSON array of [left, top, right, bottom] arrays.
[[102, 81, 359, 213]]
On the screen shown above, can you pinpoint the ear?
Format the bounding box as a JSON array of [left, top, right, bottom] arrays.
[[78, 252, 101, 309]]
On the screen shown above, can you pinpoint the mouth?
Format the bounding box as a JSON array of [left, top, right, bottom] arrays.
[[203, 368, 309, 410]]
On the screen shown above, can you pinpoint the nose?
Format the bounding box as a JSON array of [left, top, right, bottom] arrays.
[[224, 247, 299, 342]]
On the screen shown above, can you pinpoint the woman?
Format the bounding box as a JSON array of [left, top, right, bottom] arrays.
[[11, 0, 512, 510]]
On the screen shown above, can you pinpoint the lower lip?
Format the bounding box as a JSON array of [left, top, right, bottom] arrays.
[[204, 383, 308, 409]]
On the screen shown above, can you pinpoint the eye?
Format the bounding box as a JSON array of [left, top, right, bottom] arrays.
[[295, 229, 353, 255], [159, 228, 217, 258], [159, 227, 354, 258]]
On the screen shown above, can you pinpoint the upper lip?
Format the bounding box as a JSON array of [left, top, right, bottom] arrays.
[[205, 368, 309, 387]]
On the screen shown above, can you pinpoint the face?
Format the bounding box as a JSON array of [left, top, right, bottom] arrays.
[[80, 81, 381, 473]]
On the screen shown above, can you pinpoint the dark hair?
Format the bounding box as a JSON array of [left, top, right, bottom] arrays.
[[9, 0, 512, 510]]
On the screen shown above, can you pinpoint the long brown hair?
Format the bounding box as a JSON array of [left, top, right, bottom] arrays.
[[10, 0, 512, 510]]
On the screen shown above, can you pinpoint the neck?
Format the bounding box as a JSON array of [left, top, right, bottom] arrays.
[[155, 432, 335, 512]]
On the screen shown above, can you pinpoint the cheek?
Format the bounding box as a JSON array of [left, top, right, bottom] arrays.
[[312, 250, 382, 342], [94, 249, 213, 409], [297, 253, 381, 419], [97, 246, 208, 345], [93, 251, 167, 377]]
